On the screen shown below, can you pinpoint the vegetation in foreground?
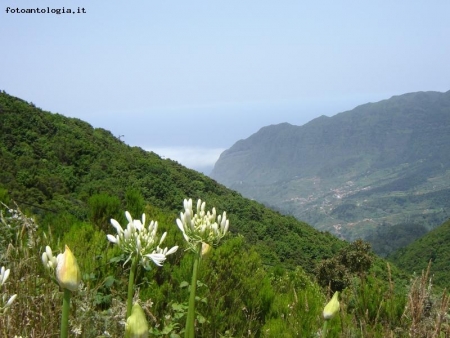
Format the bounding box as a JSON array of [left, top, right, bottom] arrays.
[[1, 200, 449, 337]]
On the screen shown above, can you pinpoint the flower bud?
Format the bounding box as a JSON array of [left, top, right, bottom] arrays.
[[201, 243, 212, 258], [45, 246, 53, 259], [42, 252, 49, 266], [5, 294, 17, 308], [323, 291, 340, 320], [166, 245, 179, 256], [125, 211, 133, 224], [107, 234, 118, 243], [125, 303, 148, 338], [159, 232, 167, 245], [184, 198, 192, 211], [56, 245, 81, 292], [0, 266, 10, 286]]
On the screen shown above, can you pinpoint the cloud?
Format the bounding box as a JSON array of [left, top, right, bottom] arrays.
[[146, 146, 226, 173]]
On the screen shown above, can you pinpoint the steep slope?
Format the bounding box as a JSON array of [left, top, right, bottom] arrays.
[[0, 90, 345, 272], [388, 218, 450, 290], [211, 91, 450, 244]]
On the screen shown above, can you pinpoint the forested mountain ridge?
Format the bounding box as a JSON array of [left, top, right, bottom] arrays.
[[0, 90, 344, 272], [211, 90, 450, 249]]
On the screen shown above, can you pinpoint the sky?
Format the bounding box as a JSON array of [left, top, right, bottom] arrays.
[[1, 1, 449, 173]]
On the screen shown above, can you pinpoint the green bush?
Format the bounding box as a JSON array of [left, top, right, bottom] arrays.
[[88, 193, 123, 232]]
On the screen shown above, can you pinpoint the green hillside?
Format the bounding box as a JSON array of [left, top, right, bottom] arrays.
[[211, 91, 450, 248], [0, 90, 344, 272], [388, 218, 450, 290], [2, 90, 449, 337]]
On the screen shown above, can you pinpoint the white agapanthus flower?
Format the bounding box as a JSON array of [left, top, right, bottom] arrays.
[[1, 266, 17, 313], [107, 211, 178, 269], [176, 199, 229, 253]]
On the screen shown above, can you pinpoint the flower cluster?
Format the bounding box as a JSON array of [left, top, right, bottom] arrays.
[[41, 245, 58, 271], [107, 211, 178, 269], [176, 199, 229, 253], [1, 266, 17, 314]]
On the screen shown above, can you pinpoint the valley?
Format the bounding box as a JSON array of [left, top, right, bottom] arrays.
[[212, 90, 450, 253]]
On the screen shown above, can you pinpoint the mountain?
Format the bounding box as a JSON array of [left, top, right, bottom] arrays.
[[211, 90, 450, 247], [0, 90, 345, 273]]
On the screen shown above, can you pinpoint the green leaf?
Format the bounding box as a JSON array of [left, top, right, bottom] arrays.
[[109, 256, 123, 264], [172, 302, 187, 312], [103, 275, 115, 288], [197, 314, 206, 324]]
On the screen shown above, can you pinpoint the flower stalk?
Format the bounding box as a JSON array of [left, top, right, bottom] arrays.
[[176, 199, 230, 338], [127, 256, 139, 318], [42, 245, 81, 338], [60, 288, 71, 338], [57, 245, 80, 338], [107, 211, 178, 321], [185, 243, 201, 338], [322, 291, 340, 338]]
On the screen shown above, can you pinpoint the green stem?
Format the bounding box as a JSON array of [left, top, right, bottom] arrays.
[[127, 256, 138, 318], [321, 320, 329, 338], [60, 288, 71, 338], [185, 246, 201, 338]]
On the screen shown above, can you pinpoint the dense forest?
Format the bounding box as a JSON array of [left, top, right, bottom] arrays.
[[0, 91, 345, 271], [1, 91, 449, 337]]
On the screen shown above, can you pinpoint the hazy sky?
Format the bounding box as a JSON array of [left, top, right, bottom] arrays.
[[2, 1, 449, 172]]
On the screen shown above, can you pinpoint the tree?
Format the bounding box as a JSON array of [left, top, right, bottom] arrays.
[[316, 239, 373, 292]]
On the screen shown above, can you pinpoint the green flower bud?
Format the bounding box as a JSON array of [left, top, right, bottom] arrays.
[[56, 245, 81, 292], [323, 291, 340, 320], [201, 242, 212, 258], [125, 303, 148, 338]]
